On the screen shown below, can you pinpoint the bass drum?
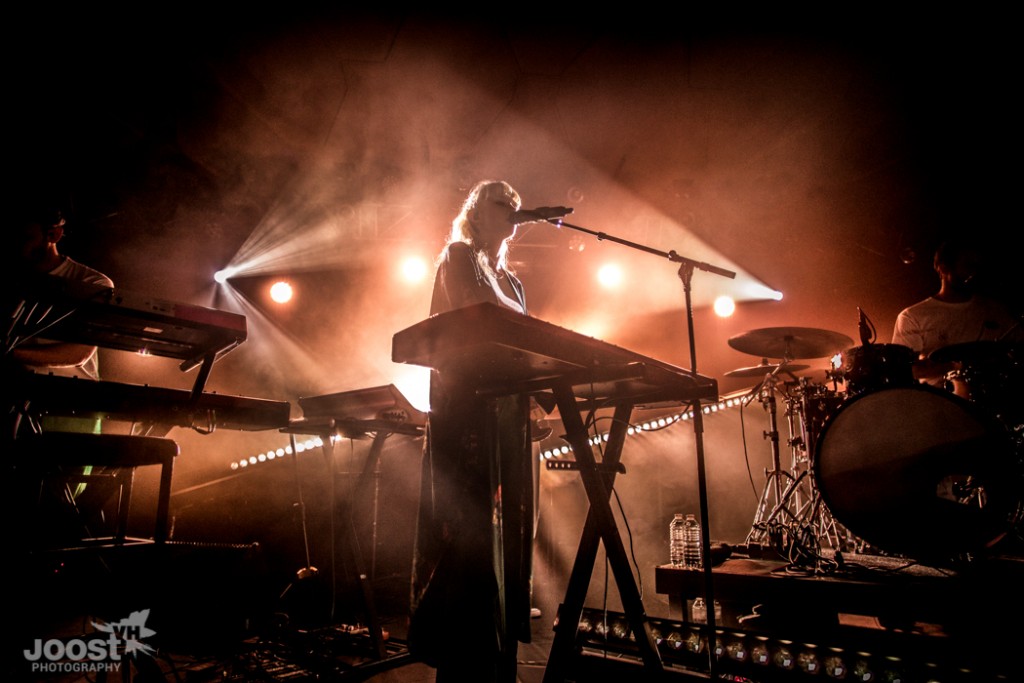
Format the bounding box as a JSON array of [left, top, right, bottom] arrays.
[[814, 385, 1022, 563]]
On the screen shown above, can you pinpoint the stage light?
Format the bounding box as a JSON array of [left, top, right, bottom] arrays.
[[400, 256, 429, 283], [738, 282, 784, 301], [797, 644, 821, 675], [851, 655, 876, 681], [269, 280, 293, 304], [610, 619, 630, 640], [879, 656, 905, 683], [711, 631, 728, 660], [726, 635, 749, 662], [823, 648, 848, 678], [663, 630, 684, 650], [750, 637, 771, 665], [773, 641, 796, 670], [597, 263, 623, 289], [823, 655, 847, 675], [685, 630, 704, 654], [713, 295, 736, 317], [214, 266, 240, 284]]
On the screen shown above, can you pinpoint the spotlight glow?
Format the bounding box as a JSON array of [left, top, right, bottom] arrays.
[[597, 263, 623, 289], [211, 264, 243, 282], [400, 256, 429, 283], [713, 295, 736, 317], [269, 281, 294, 304], [738, 282, 784, 301]]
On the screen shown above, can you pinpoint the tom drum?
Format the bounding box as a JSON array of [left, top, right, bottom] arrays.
[[839, 343, 917, 397]]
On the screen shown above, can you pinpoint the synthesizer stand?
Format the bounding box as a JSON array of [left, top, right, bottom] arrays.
[[533, 216, 738, 682], [283, 384, 426, 669], [392, 302, 720, 682]]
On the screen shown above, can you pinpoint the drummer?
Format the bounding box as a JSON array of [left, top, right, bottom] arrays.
[[892, 237, 1022, 387]]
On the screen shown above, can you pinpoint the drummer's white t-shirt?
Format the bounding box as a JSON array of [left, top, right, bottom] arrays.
[[892, 295, 1021, 359]]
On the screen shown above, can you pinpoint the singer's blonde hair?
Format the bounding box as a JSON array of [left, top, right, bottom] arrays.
[[447, 180, 521, 274]]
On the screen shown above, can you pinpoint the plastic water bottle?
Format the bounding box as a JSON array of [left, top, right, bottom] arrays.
[[669, 514, 686, 566], [692, 596, 707, 623], [683, 513, 703, 570], [690, 597, 722, 624]]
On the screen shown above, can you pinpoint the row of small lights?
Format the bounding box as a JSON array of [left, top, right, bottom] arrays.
[[228, 395, 749, 471], [538, 396, 745, 461], [577, 609, 962, 681], [229, 435, 329, 470]]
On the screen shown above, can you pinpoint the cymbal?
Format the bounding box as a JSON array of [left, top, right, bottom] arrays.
[[724, 362, 810, 378], [728, 327, 854, 360], [929, 340, 1022, 364]]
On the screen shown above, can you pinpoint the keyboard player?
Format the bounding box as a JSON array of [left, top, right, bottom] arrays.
[[408, 180, 537, 683], [7, 202, 113, 387], [5, 200, 115, 545]]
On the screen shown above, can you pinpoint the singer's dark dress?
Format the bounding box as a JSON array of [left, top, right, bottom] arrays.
[[408, 241, 534, 683]]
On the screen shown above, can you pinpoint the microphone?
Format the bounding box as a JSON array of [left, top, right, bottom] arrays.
[[507, 206, 573, 224], [857, 307, 874, 346]]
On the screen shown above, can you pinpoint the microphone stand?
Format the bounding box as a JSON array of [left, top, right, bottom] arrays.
[[543, 216, 735, 679]]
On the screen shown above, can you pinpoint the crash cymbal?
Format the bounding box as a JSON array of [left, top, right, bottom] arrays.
[[929, 340, 1022, 364], [724, 362, 810, 378], [728, 327, 854, 360]]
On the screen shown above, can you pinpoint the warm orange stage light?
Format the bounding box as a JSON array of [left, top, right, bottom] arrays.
[[269, 281, 294, 304]]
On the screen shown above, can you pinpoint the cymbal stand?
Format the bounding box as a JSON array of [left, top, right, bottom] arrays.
[[782, 382, 849, 552], [749, 376, 849, 557], [745, 369, 804, 548]]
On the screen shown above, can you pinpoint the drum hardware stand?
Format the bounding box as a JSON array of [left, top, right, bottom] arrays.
[[746, 371, 849, 555], [745, 365, 801, 548], [790, 382, 864, 555]]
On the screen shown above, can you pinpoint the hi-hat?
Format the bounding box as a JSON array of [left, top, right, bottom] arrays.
[[724, 361, 810, 378], [729, 327, 854, 360]]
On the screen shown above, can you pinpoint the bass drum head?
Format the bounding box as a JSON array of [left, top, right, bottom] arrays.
[[814, 385, 1022, 563]]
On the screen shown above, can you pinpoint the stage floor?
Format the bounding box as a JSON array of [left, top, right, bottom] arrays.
[[15, 540, 1023, 682]]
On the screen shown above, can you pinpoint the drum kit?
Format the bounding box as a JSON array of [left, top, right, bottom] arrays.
[[727, 325, 1024, 566]]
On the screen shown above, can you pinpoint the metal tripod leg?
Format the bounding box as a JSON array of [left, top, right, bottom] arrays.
[[746, 379, 796, 546], [747, 377, 846, 552]]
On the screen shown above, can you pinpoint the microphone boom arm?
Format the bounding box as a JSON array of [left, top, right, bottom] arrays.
[[546, 218, 737, 280]]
